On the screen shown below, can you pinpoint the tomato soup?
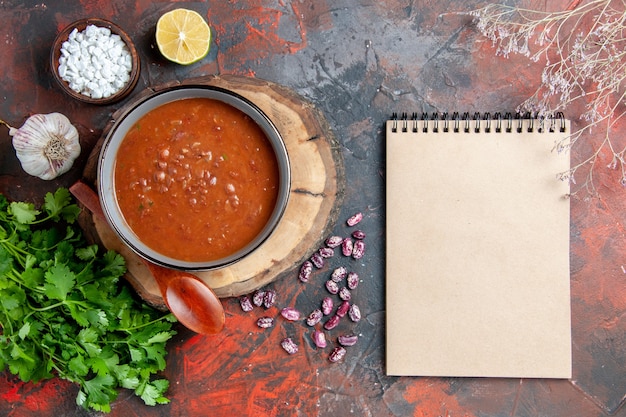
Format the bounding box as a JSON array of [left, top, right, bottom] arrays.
[[114, 98, 280, 262]]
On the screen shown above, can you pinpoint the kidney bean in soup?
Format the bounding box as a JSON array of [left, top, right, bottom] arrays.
[[114, 98, 280, 262]]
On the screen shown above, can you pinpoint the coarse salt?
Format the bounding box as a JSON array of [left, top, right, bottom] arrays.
[[58, 24, 132, 99]]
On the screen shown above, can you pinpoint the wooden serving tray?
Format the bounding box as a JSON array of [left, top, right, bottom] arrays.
[[81, 75, 344, 309]]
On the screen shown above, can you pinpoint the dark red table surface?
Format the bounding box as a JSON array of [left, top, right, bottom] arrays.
[[1, 1, 625, 416]]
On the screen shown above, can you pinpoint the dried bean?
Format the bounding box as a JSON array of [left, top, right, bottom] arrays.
[[324, 315, 341, 330], [299, 261, 313, 283], [312, 330, 327, 348], [311, 252, 324, 268], [349, 304, 361, 322], [338, 334, 359, 347], [346, 212, 363, 226], [352, 240, 365, 259], [252, 290, 265, 307], [339, 287, 351, 301], [319, 247, 334, 258], [329, 346, 347, 362], [280, 307, 301, 321], [325, 235, 343, 248], [331, 266, 348, 282], [257, 317, 274, 328], [306, 309, 323, 326], [336, 300, 350, 317], [263, 289, 276, 309], [239, 296, 254, 312], [347, 272, 359, 290], [341, 238, 353, 256], [321, 297, 334, 315], [281, 337, 299, 355], [351, 230, 366, 240], [325, 280, 339, 294]]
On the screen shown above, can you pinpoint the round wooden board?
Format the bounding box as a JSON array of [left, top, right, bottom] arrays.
[[81, 75, 344, 309]]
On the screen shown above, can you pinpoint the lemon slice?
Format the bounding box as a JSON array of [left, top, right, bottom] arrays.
[[156, 8, 211, 65]]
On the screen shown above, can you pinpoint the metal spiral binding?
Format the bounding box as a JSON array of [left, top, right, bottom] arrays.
[[390, 112, 566, 134]]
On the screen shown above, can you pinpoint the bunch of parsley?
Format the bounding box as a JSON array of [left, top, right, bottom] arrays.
[[0, 188, 176, 412]]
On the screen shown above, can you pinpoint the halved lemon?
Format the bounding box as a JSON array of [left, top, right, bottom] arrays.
[[156, 8, 211, 65]]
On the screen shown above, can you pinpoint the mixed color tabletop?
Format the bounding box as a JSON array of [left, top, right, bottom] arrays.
[[1, 1, 625, 416]]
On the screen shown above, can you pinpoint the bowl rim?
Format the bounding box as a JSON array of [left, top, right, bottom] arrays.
[[97, 84, 291, 271], [50, 17, 140, 105]]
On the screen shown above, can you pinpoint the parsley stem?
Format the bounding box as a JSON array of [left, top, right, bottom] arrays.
[[119, 315, 176, 332], [26, 301, 65, 312], [0, 304, 14, 335], [0, 239, 29, 266], [26, 299, 89, 312], [5, 269, 43, 293]]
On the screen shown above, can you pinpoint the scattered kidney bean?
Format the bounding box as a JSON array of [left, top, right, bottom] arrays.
[[299, 261, 313, 282], [352, 240, 365, 259], [281, 307, 301, 321], [306, 309, 323, 326], [331, 266, 347, 282], [341, 238, 353, 256], [338, 287, 351, 301], [348, 304, 361, 322], [325, 235, 343, 248], [239, 296, 254, 312], [281, 338, 299, 354], [311, 252, 324, 268], [325, 280, 339, 294], [321, 297, 334, 315], [324, 315, 340, 330], [329, 346, 347, 362], [312, 330, 327, 348], [336, 300, 350, 318], [263, 289, 276, 309], [274, 215, 369, 362], [338, 334, 358, 347], [351, 230, 366, 240], [346, 212, 363, 226], [347, 272, 359, 290], [252, 290, 265, 307], [257, 317, 274, 328]]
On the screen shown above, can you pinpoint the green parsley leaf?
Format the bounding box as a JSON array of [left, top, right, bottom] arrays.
[[18, 322, 31, 340], [129, 347, 145, 362], [1, 287, 24, 314], [43, 264, 76, 301], [101, 250, 126, 278], [115, 365, 140, 390], [0, 246, 13, 277], [0, 194, 8, 212], [8, 201, 39, 224], [147, 332, 174, 345], [81, 373, 117, 411], [24, 253, 37, 269], [139, 379, 170, 406], [68, 355, 89, 377], [76, 245, 98, 261], [85, 309, 109, 328], [43, 188, 81, 223], [20, 267, 44, 290]]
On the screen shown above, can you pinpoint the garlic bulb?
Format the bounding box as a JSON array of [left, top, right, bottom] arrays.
[[1, 113, 81, 180]]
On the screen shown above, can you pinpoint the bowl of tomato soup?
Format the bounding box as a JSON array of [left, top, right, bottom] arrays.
[[98, 85, 290, 270]]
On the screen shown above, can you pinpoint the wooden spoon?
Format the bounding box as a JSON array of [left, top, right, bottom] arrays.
[[70, 180, 225, 335]]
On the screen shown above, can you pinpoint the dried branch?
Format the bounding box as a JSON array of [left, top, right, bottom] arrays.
[[468, 0, 626, 195]]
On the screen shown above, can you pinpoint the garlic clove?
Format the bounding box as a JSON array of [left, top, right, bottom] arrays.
[[9, 113, 81, 180]]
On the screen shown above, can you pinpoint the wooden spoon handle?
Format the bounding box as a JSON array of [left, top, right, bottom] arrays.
[[69, 180, 107, 221]]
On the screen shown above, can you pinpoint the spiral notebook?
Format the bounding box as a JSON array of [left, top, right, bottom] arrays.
[[385, 113, 572, 378]]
